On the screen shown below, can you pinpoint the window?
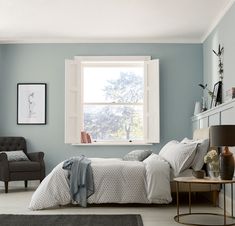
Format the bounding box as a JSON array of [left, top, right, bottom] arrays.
[[65, 56, 159, 145]]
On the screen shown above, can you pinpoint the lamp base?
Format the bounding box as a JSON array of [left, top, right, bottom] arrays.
[[220, 147, 234, 180]]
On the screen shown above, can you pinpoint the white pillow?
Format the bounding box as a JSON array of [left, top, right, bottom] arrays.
[[0, 150, 29, 161], [181, 138, 209, 171], [159, 140, 198, 176]]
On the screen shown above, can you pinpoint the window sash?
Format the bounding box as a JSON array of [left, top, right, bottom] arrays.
[[84, 104, 144, 142], [82, 62, 144, 104]]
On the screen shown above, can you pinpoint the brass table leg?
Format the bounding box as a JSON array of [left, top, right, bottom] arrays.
[[189, 183, 191, 214], [232, 183, 234, 218], [176, 181, 179, 222], [224, 184, 226, 225]]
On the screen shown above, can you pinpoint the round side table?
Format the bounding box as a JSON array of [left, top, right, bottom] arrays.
[[174, 177, 235, 226]]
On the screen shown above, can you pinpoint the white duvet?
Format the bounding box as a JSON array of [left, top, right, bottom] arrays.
[[29, 154, 172, 210]]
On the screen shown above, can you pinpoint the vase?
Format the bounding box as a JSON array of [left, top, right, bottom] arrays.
[[207, 161, 220, 178], [194, 101, 201, 115], [220, 147, 234, 180]]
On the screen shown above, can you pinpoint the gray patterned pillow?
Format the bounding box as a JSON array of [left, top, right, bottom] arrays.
[[0, 150, 29, 161], [123, 150, 152, 161]]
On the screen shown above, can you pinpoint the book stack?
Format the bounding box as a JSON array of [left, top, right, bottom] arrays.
[[81, 131, 92, 143]]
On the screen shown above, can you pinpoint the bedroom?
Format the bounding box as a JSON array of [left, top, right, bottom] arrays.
[[0, 0, 235, 225]]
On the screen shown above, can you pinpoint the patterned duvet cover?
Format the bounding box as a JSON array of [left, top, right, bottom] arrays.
[[29, 154, 172, 210]]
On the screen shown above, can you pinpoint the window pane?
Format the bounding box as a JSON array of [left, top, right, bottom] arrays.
[[83, 66, 144, 103], [84, 105, 143, 142]]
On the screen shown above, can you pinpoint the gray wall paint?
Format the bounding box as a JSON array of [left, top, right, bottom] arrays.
[[0, 46, 1, 123], [203, 3, 235, 208], [0, 46, 3, 133], [203, 3, 235, 103], [0, 43, 202, 173]]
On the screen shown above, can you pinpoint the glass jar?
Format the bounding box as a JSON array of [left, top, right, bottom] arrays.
[[207, 160, 220, 178]]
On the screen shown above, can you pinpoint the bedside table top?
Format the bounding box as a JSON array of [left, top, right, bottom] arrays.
[[174, 176, 235, 184]]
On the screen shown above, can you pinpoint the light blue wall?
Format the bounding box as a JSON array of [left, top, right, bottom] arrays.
[[0, 46, 3, 133], [203, 3, 235, 102], [203, 2, 235, 207], [0, 43, 202, 173]]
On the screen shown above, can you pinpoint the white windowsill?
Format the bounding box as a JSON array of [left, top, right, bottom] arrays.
[[72, 142, 153, 146]]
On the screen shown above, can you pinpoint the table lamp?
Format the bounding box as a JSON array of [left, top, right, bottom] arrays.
[[210, 125, 235, 180]]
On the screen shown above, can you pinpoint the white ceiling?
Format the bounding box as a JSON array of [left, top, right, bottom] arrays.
[[0, 0, 234, 43]]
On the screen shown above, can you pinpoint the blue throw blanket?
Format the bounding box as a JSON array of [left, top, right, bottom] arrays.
[[62, 155, 94, 207]]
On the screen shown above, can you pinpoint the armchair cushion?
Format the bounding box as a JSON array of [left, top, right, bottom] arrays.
[[0, 150, 29, 161], [9, 161, 41, 172]]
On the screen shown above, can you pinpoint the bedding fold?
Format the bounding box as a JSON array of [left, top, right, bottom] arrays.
[[62, 155, 94, 207], [143, 154, 172, 203]]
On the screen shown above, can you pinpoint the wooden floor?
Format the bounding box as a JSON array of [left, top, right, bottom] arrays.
[[0, 185, 225, 226]]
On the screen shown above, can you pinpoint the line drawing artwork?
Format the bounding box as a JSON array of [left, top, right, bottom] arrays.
[[28, 92, 36, 118], [17, 83, 46, 124]]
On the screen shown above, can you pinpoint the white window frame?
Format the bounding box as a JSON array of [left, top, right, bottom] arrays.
[[65, 56, 159, 145]]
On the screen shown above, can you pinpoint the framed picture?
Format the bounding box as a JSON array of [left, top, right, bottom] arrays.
[[17, 83, 47, 125], [210, 81, 222, 108], [232, 87, 235, 99], [215, 81, 222, 107]]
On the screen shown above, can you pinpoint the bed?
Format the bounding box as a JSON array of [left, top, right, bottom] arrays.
[[170, 128, 219, 202], [29, 128, 218, 210], [29, 154, 172, 210]]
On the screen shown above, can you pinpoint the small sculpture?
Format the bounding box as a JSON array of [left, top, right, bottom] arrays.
[[213, 44, 224, 81], [213, 44, 224, 106]]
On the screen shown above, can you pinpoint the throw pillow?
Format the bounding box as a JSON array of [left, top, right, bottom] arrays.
[[181, 137, 209, 171], [123, 149, 152, 161], [0, 150, 29, 161], [159, 140, 198, 176]]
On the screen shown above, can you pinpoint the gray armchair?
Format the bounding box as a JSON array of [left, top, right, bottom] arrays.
[[0, 137, 45, 193]]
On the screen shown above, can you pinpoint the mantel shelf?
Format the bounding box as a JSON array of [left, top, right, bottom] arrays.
[[191, 98, 235, 133], [192, 98, 235, 121]]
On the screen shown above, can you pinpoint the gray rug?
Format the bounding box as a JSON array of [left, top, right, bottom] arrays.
[[0, 214, 143, 226]]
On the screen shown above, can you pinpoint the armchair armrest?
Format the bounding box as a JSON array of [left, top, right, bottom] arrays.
[[0, 153, 9, 180], [0, 152, 8, 162], [27, 152, 44, 162]]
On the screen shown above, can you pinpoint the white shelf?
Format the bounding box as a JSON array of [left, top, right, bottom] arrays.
[[191, 98, 235, 132], [192, 98, 235, 121]]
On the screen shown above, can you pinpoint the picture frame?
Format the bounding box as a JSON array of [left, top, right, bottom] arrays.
[[17, 83, 47, 125], [210, 81, 222, 108], [215, 81, 222, 107], [232, 87, 235, 99]]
